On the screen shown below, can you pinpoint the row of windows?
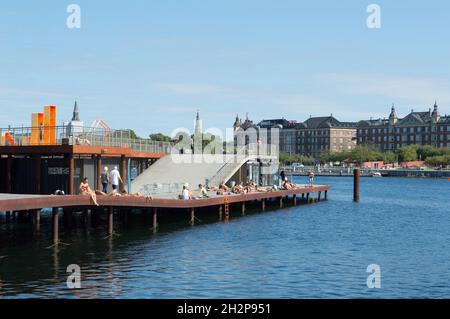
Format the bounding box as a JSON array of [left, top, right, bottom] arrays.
[[297, 130, 355, 137], [360, 134, 450, 142], [358, 125, 450, 135]]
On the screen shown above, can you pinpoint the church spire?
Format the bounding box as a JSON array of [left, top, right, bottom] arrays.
[[72, 101, 80, 121]]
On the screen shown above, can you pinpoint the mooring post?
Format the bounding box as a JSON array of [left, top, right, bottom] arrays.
[[293, 194, 297, 206], [152, 208, 158, 232], [108, 207, 114, 235], [34, 209, 41, 230], [354, 168, 360, 202], [52, 208, 59, 244], [190, 208, 195, 225], [262, 199, 266, 211]]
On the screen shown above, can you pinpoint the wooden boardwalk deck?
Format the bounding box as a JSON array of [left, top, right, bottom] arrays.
[[0, 185, 329, 211], [0, 185, 330, 244]]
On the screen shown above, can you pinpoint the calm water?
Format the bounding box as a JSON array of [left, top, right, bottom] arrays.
[[1, 177, 450, 298]]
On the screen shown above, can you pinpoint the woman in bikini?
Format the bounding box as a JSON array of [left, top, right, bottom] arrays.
[[79, 177, 99, 206]]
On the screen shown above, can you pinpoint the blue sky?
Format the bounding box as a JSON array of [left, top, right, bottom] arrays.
[[1, 0, 449, 137]]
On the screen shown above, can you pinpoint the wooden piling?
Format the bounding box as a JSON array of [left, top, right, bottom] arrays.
[[306, 193, 310, 203], [354, 168, 360, 202], [318, 191, 322, 201], [52, 208, 59, 244], [279, 197, 283, 208], [34, 210, 41, 230], [325, 190, 328, 200], [190, 208, 195, 225], [261, 199, 266, 211], [219, 205, 223, 220], [241, 202, 246, 215], [108, 207, 114, 235], [152, 208, 158, 232], [293, 194, 297, 206]]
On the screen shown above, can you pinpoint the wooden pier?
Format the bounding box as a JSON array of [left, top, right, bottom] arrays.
[[0, 185, 330, 244]]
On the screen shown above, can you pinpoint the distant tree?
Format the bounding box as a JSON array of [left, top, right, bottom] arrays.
[[425, 155, 450, 166], [397, 146, 418, 162], [149, 133, 172, 142], [383, 151, 397, 164]]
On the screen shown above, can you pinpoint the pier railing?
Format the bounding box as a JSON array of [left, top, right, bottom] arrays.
[[0, 126, 173, 154], [208, 143, 279, 186]]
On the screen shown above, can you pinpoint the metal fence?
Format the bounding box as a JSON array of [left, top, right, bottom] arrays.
[[0, 126, 173, 154]]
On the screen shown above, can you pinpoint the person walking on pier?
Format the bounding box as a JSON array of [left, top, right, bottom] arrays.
[[101, 166, 110, 193], [308, 172, 315, 187], [110, 166, 123, 191]]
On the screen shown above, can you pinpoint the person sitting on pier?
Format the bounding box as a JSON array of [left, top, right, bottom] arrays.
[[216, 181, 229, 195], [79, 177, 99, 206], [198, 184, 209, 198], [180, 185, 192, 200], [232, 182, 244, 194]]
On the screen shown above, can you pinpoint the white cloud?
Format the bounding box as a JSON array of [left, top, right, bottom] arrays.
[[317, 73, 450, 106]]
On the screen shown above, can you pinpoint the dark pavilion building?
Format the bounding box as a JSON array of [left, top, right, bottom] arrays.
[[357, 102, 450, 151]]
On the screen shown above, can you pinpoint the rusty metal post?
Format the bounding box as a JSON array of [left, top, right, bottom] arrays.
[[108, 207, 114, 235], [68, 154, 75, 195], [52, 208, 59, 244], [120, 155, 127, 192], [96, 155, 102, 191], [354, 168, 360, 202]]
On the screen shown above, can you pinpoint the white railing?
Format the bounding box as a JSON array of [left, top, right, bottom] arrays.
[[208, 143, 278, 186], [0, 126, 173, 154]]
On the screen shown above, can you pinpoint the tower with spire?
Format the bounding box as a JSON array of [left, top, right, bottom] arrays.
[[233, 114, 241, 131], [65, 101, 84, 138], [431, 101, 440, 123], [389, 104, 398, 125], [193, 109, 203, 154]]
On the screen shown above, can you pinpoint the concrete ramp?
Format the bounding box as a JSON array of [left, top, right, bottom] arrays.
[[131, 154, 225, 195], [131, 144, 279, 197]]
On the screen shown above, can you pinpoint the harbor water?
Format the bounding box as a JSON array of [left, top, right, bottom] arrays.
[[1, 177, 450, 298]]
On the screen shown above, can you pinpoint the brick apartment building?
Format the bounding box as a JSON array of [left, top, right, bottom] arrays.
[[357, 103, 450, 151], [234, 115, 357, 158]]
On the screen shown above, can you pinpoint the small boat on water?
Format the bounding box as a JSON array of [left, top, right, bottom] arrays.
[[371, 172, 382, 177]]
